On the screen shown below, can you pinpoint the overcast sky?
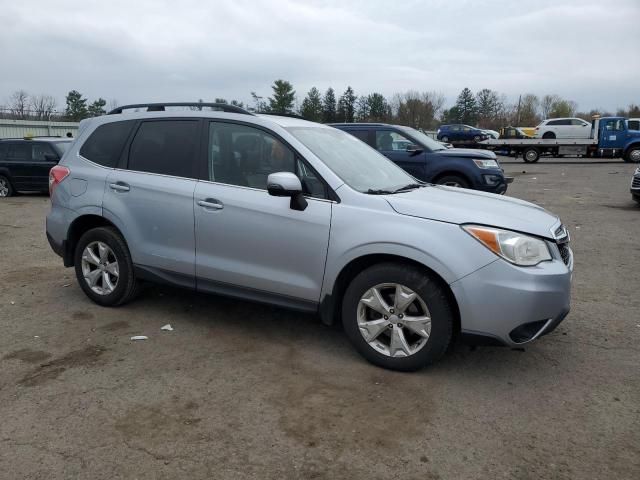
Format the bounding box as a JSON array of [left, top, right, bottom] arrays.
[[1, 0, 638, 112]]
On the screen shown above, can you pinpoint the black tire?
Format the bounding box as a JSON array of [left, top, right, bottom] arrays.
[[473, 135, 481, 142], [522, 147, 540, 163], [542, 132, 556, 139], [435, 175, 469, 188], [440, 136, 449, 143], [74, 226, 139, 307], [633, 194, 640, 204], [342, 263, 454, 371], [624, 147, 640, 163], [0, 175, 14, 197]]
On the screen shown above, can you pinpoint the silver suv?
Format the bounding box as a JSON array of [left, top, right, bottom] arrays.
[[46, 103, 573, 371]]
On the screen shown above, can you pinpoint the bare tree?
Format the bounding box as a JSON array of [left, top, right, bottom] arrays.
[[540, 94, 560, 119], [8, 90, 29, 119], [108, 99, 119, 113], [393, 90, 445, 130], [30, 94, 57, 120]]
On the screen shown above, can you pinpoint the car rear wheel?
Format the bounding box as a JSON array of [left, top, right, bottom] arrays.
[[473, 135, 481, 142], [440, 136, 449, 142], [542, 132, 556, 139], [74, 227, 139, 306], [625, 147, 640, 163], [633, 194, 640, 204], [0, 175, 14, 197], [523, 147, 540, 163], [342, 263, 453, 371], [435, 175, 469, 188]]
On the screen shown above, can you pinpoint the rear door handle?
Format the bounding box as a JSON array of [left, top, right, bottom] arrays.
[[197, 198, 224, 210], [109, 182, 130, 192]]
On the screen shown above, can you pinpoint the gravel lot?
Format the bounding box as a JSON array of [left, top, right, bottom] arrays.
[[1, 158, 639, 479]]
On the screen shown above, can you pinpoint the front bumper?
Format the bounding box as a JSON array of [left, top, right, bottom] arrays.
[[450, 250, 572, 347]]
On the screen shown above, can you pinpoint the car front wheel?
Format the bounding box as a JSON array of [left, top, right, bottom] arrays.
[[435, 175, 469, 188], [0, 175, 14, 197], [74, 227, 139, 306], [342, 263, 453, 371]]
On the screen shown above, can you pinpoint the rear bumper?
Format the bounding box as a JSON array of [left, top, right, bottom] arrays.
[[451, 254, 572, 347], [46, 231, 65, 259]]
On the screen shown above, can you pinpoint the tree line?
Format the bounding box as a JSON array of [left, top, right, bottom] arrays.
[[3, 84, 639, 130], [0, 90, 114, 122]]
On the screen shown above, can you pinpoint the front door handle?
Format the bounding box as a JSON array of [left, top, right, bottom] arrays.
[[197, 198, 224, 210], [109, 182, 130, 192]]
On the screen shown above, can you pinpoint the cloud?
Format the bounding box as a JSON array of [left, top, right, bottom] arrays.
[[0, 0, 638, 111]]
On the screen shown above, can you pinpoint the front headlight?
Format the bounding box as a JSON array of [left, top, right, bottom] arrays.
[[473, 159, 499, 169], [462, 225, 552, 266]]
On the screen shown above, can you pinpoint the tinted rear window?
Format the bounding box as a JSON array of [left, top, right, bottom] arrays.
[[80, 121, 135, 167], [127, 120, 199, 178]]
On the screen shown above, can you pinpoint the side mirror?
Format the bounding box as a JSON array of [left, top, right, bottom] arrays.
[[44, 154, 59, 163], [267, 172, 307, 211], [406, 144, 423, 156]]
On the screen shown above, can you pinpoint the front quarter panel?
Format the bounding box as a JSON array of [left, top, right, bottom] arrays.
[[321, 192, 498, 301]]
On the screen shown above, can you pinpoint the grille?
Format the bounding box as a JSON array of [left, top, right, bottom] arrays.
[[632, 176, 640, 189], [553, 224, 571, 266], [558, 243, 571, 266]]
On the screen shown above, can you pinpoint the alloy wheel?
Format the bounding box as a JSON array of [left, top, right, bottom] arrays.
[[0, 178, 9, 197], [357, 283, 431, 357], [81, 241, 120, 295]]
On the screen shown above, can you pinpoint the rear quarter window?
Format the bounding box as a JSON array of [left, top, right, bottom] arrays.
[[80, 121, 135, 167]]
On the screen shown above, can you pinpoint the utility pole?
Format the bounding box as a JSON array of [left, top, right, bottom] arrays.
[[517, 94, 522, 126]]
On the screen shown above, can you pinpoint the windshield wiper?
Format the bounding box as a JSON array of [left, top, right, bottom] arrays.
[[393, 183, 426, 193], [366, 188, 395, 195]]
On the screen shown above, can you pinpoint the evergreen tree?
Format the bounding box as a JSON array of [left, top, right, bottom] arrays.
[[367, 93, 389, 122], [322, 88, 337, 123], [355, 95, 370, 121], [65, 90, 88, 121], [267, 80, 296, 114], [87, 98, 107, 117], [454, 87, 478, 125], [300, 87, 323, 122], [336, 86, 357, 123]]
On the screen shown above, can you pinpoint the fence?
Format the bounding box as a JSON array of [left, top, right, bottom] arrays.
[[0, 119, 79, 139]]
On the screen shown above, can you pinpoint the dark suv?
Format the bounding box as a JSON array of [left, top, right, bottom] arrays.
[[331, 123, 511, 193], [0, 137, 72, 197], [437, 124, 489, 144]]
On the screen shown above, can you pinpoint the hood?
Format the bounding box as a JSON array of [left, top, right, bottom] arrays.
[[386, 185, 559, 239], [433, 148, 497, 160]]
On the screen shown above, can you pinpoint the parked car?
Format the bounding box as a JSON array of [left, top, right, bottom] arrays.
[[46, 102, 572, 371], [482, 129, 500, 139], [499, 126, 533, 139], [436, 124, 490, 143], [331, 122, 512, 193], [0, 137, 72, 197], [632, 167, 640, 203], [534, 118, 592, 139]]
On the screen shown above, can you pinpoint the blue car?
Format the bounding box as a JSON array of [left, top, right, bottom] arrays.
[[437, 124, 490, 144], [331, 123, 512, 194]]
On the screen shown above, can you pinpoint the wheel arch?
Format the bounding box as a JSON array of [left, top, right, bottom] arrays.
[[431, 170, 472, 186], [64, 214, 122, 266], [319, 253, 461, 339], [623, 142, 640, 160]]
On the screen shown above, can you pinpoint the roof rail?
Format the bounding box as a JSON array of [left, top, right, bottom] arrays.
[[108, 102, 253, 115], [258, 112, 306, 120]]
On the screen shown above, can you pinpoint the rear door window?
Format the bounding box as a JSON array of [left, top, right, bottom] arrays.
[[348, 130, 371, 145], [5, 143, 29, 160], [80, 121, 135, 167], [128, 120, 199, 178], [32, 143, 57, 161]]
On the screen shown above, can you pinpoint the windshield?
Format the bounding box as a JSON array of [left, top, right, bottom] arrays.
[[398, 126, 447, 151], [285, 126, 416, 193], [53, 141, 71, 155]]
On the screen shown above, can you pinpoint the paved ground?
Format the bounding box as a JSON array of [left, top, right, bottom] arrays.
[[1, 158, 639, 479]]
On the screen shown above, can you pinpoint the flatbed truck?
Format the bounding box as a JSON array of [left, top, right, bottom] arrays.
[[478, 116, 640, 163]]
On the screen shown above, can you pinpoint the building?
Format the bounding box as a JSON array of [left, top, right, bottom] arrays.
[[0, 119, 79, 139]]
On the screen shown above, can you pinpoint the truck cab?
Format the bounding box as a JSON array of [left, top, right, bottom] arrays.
[[594, 117, 640, 162]]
